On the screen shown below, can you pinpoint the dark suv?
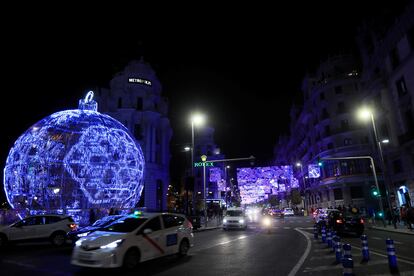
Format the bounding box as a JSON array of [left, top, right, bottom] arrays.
[[318, 210, 364, 236]]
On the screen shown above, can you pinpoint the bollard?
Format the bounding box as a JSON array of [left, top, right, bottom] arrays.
[[314, 224, 319, 240], [342, 257, 354, 276], [342, 243, 352, 259], [386, 238, 398, 272], [321, 226, 326, 243], [335, 236, 342, 263], [331, 231, 337, 252], [327, 230, 332, 248], [361, 235, 370, 261]]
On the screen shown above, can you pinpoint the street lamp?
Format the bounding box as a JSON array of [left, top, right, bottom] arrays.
[[357, 106, 392, 222], [225, 165, 230, 207], [201, 154, 208, 227], [189, 113, 205, 216], [296, 162, 307, 213], [190, 113, 205, 176]]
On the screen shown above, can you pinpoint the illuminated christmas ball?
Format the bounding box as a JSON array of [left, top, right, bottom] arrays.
[[3, 92, 145, 213]]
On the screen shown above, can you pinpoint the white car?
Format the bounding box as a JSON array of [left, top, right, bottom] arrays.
[[282, 208, 295, 216], [71, 212, 194, 269], [0, 214, 77, 247], [223, 208, 247, 230]]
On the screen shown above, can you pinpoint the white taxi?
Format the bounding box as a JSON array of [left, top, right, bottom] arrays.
[[71, 212, 194, 269]]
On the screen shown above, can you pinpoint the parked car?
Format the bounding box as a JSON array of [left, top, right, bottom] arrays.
[[71, 212, 194, 269], [0, 214, 76, 247], [67, 215, 124, 243]]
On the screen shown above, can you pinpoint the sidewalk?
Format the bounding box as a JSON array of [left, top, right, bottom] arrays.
[[368, 223, 414, 235], [193, 216, 222, 232]]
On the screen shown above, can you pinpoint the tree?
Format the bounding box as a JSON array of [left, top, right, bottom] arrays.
[[289, 189, 302, 206]]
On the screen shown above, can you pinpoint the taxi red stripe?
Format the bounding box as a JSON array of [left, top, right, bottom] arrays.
[[143, 234, 165, 254]]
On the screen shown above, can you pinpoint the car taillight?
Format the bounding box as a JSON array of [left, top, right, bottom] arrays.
[[336, 219, 343, 224], [360, 218, 364, 224], [68, 223, 77, 230]]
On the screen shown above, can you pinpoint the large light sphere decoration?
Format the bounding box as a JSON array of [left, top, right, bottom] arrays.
[[3, 92, 145, 214]]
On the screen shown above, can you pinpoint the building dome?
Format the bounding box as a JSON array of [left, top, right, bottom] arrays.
[[3, 92, 145, 215]]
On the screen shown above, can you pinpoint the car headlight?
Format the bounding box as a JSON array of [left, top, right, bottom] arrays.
[[239, 219, 245, 224], [262, 217, 271, 227], [100, 239, 124, 249], [75, 239, 83, 247], [77, 232, 90, 238], [223, 219, 227, 223]]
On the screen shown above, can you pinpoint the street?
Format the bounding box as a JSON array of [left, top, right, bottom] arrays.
[[1, 216, 413, 275]]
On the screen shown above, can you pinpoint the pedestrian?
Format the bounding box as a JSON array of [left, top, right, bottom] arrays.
[[406, 206, 414, 230], [392, 207, 400, 229], [89, 208, 96, 225]]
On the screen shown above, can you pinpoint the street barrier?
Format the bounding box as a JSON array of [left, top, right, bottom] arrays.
[[313, 224, 318, 240], [361, 235, 370, 261], [334, 236, 342, 263], [321, 226, 326, 243], [331, 231, 337, 252], [386, 238, 398, 273], [343, 243, 352, 259], [342, 257, 354, 276], [327, 230, 332, 247]]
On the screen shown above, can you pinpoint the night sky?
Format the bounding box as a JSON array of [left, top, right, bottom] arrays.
[[0, 2, 409, 198]]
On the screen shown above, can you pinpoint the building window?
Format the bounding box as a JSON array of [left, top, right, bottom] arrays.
[[393, 159, 403, 174], [320, 92, 325, 100], [337, 102, 346, 114], [117, 97, 123, 108], [396, 77, 408, 97], [136, 97, 143, 110], [341, 119, 349, 131], [334, 86, 342, 94], [321, 108, 329, 119], [324, 125, 331, 136], [344, 138, 352, 145], [408, 26, 414, 50], [390, 48, 400, 69], [134, 124, 142, 140], [350, 186, 363, 198], [333, 188, 343, 200]]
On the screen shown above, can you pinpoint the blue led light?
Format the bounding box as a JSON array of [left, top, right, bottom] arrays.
[[237, 166, 298, 204], [4, 93, 145, 214]]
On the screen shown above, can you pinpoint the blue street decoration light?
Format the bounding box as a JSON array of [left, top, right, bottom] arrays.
[[3, 91, 145, 218]]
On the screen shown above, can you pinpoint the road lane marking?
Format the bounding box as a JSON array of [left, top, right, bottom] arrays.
[[372, 236, 382, 240], [3, 260, 36, 269], [287, 228, 312, 276], [369, 270, 414, 276], [303, 259, 388, 272], [394, 240, 403, 245], [192, 235, 250, 252], [284, 227, 291, 229], [350, 244, 414, 265]]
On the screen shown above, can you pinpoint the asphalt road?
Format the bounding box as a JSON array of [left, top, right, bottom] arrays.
[[1, 216, 413, 276]]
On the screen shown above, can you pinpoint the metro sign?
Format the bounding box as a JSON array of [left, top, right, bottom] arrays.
[[128, 78, 152, 86]]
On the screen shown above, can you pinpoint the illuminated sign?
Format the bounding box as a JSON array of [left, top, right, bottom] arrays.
[[308, 164, 321, 178], [128, 78, 152, 86], [194, 162, 214, 167]]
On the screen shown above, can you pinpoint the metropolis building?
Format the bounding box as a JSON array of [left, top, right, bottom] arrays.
[[274, 2, 414, 212], [96, 59, 172, 211]]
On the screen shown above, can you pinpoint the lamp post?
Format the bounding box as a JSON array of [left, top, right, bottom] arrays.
[[296, 162, 307, 214], [358, 107, 393, 220], [201, 154, 208, 227], [225, 165, 230, 208], [189, 113, 205, 216]]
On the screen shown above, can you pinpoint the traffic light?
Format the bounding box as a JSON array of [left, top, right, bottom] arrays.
[[370, 185, 380, 197], [377, 211, 384, 217], [317, 157, 323, 167]]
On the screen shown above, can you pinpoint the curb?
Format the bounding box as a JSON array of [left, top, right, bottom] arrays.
[[193, 226, 222, 232], [368, 226, 414, 235]]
